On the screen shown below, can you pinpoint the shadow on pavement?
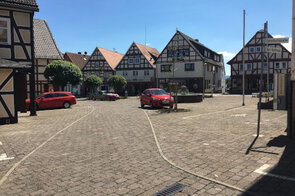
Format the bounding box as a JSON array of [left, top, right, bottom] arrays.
[[241, 135, 295, 196]]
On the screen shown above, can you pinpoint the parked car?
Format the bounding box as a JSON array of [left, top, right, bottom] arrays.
[[26, 92, 76, 110], [140, 88, 174, 108], [89, 91, 120, 101]]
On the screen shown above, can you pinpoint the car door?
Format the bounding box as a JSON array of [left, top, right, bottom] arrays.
[[143, 90, 151, 104], [38, 94, 54, 108]]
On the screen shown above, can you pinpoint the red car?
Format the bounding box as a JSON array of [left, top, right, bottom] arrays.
[[26, 92, 77, 110], [140, 88, 174, 108]]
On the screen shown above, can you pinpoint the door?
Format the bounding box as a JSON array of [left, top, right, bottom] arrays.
[[38, 93, 55, 108]]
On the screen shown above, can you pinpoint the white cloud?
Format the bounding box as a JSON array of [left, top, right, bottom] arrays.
[[273, 35, 292, 52], [218, 51, 236, 76], [218, 51, 236, 59]]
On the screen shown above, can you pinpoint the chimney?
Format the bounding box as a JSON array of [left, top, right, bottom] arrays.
[[195, 39, 199, 42], [78, 52, 82, 54]]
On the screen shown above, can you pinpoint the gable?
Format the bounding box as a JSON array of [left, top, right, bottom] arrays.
[[227, 30, 291, 65], [156, 31, 202, 64], [115, 43, 155, 70], [82, 48, 112, 71]]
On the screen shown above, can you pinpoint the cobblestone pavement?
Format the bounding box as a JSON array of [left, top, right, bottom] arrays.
[[0, 95, 293, 195]]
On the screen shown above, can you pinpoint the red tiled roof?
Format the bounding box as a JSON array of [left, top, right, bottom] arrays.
[[64, 52, 90, 70], [97, 47, 124, 70], [134, 43, 159, 68]]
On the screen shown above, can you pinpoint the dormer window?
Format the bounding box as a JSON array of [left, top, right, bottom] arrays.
[[0, 18, 11, 45]]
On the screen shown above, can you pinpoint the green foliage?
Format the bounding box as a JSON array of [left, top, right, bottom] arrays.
[[107, 75, 127, 93], [84, 75, 102, 91], [44, 60, 82, 87]]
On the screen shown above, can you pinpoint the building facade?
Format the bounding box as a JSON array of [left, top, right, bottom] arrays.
[[115, 42, 159, 95], [156, 30, 224, 93], [30, 19, 63, 97], [0, 0, 38, 124], [82, 47, 123, 91], [228, 30, 291, 93], [64, 51, 90, 96]]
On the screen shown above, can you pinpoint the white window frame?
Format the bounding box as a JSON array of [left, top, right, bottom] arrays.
[[249, 47, 255, 53], [135, 57, 140, 64], [256, 47, 261, 53], [0, 17, 11, 45], [247, 63, 252, 70], [128, 58, 134, 65]]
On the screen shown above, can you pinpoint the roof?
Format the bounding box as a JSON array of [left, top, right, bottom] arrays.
[[64, 52, 90, 70], [134, 42, 160, 68], [0, 0, 39, 11], [177, 31, 223, 66], [0, 58, 31, 69], [34, 19, 63, 60], [97, 47, 124, 70]]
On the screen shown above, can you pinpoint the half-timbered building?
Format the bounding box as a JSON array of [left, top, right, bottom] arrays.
[[156, 30, 224, 93], [64, 51, 90, 96], [30, 18, 63, 96], [115, 42, 159, 95], [0, 0, 38, 124], [228, 30, 291, 93], [82, 47, 123, 91]]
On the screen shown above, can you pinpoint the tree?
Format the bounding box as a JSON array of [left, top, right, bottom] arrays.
[[44, 60, 82, 90], [84, 75, 102, 93], [107, 75, 127, 93]]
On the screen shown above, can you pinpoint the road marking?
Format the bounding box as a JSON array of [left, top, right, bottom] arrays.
[[203, 143, 209, 146], [252, 134, 264, 137], [0, 141, 2, 145], [182, 106, 244, 119], [0, 153, 14, 161], [231, 114, 247, 117], [143, 110, 255, 195], [0, 105, 95, 187], [254, 164, 295, 182]]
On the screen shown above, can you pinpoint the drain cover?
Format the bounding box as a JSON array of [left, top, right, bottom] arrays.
[[151, 183, 186, 196]]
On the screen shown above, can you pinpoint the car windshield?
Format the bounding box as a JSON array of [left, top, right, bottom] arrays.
[[151, 90, 168, 95]]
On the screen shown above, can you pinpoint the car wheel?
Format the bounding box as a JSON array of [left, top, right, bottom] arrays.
[[140, 100, 144, 108], [63, 102, 70, 109]]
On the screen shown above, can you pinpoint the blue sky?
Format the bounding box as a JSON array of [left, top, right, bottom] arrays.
[[35, 0, 292, 75]]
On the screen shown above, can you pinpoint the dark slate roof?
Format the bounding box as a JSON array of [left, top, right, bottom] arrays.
[[177, 31, 223, 66], [34, 19, 63, 60], [0, 0, 39, 11], [64, 52, 90, 70], [0, 58, 31, 69]]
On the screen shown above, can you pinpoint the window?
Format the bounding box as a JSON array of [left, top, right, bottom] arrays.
[[207, 51, 211, 57], [240, 64, 244, 70], [135, 58, 140, 64], [204, 50, 207, 57], [128, 58, 134, 64], [185, 63, 194, 71], [263, 63, 268, 70], [44, 94, 53, 98], [95, 62, 99, 68], [256, 47, 261, 52], [161, 64, 171, 72], [133, 70, 138, 76], [184, 49, 189, 56], [123, 71, 128, 76], [144, 70, 149, 76], [0, 18, 11, 44], [249, 47, 255, 53], [247, 64, 252, 70], [282, 62, 286, 69], [275, 62, 280, 69], [167, 50, 172, 57]]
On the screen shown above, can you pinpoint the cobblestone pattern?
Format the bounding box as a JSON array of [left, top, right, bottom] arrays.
[[0, 96, 293, 195]]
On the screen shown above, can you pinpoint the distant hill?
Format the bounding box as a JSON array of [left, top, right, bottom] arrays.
[[225, 75, 230, 79]]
